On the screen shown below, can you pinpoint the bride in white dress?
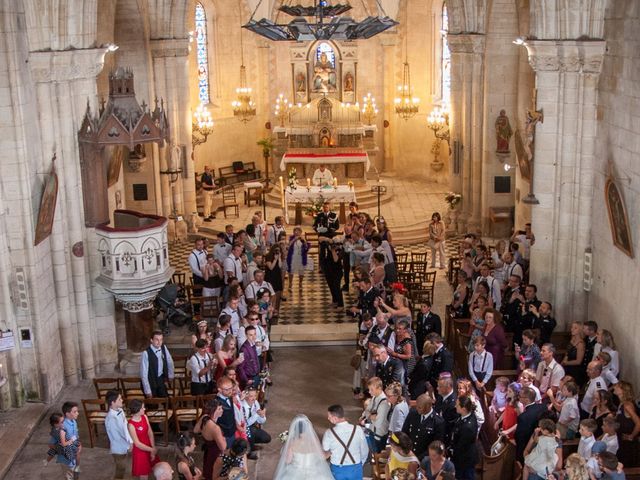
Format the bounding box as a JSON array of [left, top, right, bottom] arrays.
[[273, 414, 335, 480]]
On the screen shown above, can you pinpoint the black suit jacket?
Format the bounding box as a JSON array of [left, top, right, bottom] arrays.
[[375, 357, 404, 388], [216, 395, 236, 438], [450, 414, 479, 470], [514, 403, 547, 461], [429, 346, 454, 388], [401, 408, 446, 460], [408, 356, 434, 399], [415, 312, 442, 355], [358, 287, 379, 318], [434, 391, 459, 439]]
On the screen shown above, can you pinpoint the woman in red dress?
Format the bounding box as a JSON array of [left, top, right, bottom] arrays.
[[127, 399, 158, 479]]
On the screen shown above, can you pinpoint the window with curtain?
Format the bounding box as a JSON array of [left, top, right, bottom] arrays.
[[195, 2, 210, 104]]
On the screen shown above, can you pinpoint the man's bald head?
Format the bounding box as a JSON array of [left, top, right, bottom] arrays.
[[218, 376, 233, 397], [416, 394, 434, 415], [153, 461, 173, 480]]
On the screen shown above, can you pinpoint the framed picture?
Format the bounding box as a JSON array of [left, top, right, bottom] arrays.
[[605, 177, 634, 258], [34, 163, 58, 246]]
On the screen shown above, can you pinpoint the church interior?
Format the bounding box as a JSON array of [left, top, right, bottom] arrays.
[[1, 0, 640, 478]]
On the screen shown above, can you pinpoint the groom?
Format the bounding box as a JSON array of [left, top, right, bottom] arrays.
[[322, 404, 369, 480]]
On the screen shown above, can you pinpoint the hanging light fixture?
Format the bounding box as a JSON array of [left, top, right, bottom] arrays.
[[394, 32, 419, 120], [274, 93, 292, 127], [232, 25, 256, 123], [361, 93, 378, 125]]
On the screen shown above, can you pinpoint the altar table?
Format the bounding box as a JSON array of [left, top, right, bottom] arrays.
[[283, 185, 357, 225], [279, 150, 370, 182]]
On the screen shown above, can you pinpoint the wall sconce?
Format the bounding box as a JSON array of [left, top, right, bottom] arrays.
[[427, 105, 450, 145], [192, 104, 214, 148]]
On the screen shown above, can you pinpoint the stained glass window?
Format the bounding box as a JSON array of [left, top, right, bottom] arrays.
[[441, 2, 451, 104], [195, 3, 210, 104], [315, 42, 335, 67]]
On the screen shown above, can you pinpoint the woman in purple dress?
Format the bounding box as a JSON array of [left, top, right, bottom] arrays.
[[483, 308, 508, 369]]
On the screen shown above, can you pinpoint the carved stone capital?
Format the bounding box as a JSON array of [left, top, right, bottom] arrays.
[[150, 38, 190, 58], [117, 296, 156, 313], [525, 40, 605, 74], [29, 48, 108, 84], [447, 34, 486, 55]]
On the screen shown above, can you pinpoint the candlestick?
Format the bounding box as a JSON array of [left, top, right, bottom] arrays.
[[333, 178, 338, 188], [306, 177, 311, 190], [279, 176, 285, 208]]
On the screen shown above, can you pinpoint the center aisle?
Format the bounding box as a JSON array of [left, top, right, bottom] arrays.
[[252, 345, 365, 479]]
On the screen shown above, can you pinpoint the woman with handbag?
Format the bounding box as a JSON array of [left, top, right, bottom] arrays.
[[428, 212, 446, 269]]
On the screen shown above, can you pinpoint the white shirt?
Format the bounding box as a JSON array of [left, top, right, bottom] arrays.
[[189, 351, 213, 384], [213, 243, 231, 264], [220, 307, 241, 335], [189, 249, 207, 277], [473, 275, 502, 309], [601, 433, 619, 454], [580, 375, 607, 413], [468, 350, 494, 383], [245, 281, 275, 300], [388, 401, 409, 433], [536, 359, 565, 393], [237, 324, 269, 354], [503, 261, 524, 281], [558, 396, 580, 432], [241, 400, 266, 427], [322, 421, 369, 466], [267, 224, 286, 246], [312, 168, 334, 186], [214, 329, 231, 353], [105, 408, 133, 455], [578, 435, 595, 461], [223, 254, 244, 283]]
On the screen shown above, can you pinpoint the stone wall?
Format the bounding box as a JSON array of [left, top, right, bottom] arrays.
[[589, 0, 640, 387]]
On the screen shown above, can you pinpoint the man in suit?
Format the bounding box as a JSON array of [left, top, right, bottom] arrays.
[[415, 301, 441, 355], [216, 377, 237, 448], [434, 376, 458, 443], [237, 326, 261, 390], [401, 394, 446, 460], [514, 386, 547, 461], [349, 276, 378, 319], [500, 274, 523, 332], [366, 312, 395, 349], [314, 201, 340, 266], [427, 333, 454, 390], [372, 344, 404, 388]]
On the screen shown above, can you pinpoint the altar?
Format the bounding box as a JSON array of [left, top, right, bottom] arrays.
[[283, 185, 357, 224], [280, 149, 370, 183]]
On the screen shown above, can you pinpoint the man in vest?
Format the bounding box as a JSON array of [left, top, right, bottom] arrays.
[[216, 376, 237, 448], [323, 404, 369, 480], [140, 331, 175, 398]]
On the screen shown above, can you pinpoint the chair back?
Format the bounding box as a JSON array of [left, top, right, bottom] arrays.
[[119, 377, 144, 399], [411, 251, 428, 263], [171, 272, 186, 286], [173, 354, 188, 379], [81, 398, 108, 448], [222, 186, 237, 204], [93, 378, 120, 399]]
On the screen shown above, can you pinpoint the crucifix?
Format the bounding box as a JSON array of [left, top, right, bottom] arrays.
[[522, 89, 543, 205]]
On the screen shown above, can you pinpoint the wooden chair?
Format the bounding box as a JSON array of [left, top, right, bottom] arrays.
[[93, 377, 120, 399], [447, 257, 461, 285], [411, 251, 429, 263], [246, 186, 263, 207], [198, 394, 217, 410], [170, 395, 200, 435], [411, 261, 428, 274], [144, 397, 171, 446], [173, 354, 188, 379], [422, 271, 437, 293], [395, 252, 408, 264], [171, 272, 186, 286], [82, 398, 108, 448], [396, 261, 411, 273], [372, 449, 390, 480], [221, 186, 239, 218], [174, 376, 190, 396], [200, 296, 220, 322], [120, 377, 144, 399]]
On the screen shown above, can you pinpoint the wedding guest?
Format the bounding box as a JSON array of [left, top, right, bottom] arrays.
[[456, 379, 485, 432], [140, 331, 175, 398], [323, 404, 369, 480], [175, 433, 203, 480], [522, 418, 562, 480], [286, 227, 310, 291], [415, 302, 441, 355], [449, 396, 479, 480], [515, 387, 547, 462], [402, 394, 446, 461], [215, 335, 244, 381], [515, 329, 541, 373], [420, 441, 455, 480], [408, 341, 436, 400], [389, 319, 418, 382], [536, 343, 565, 403], [594, 329, 619, 377], [105, 390, 133, 480], [467, 336, 493, 391], [128, 399, 158, 480], [385, 432, 420, 478], [562, 321, 587, 387], [264, 244, 284, 316], [493, 382, 522, 441], [556, 381, 580, 440], [450, 270, 470, 318], [192, 320, 213, 352], [360, 377, 390, 454], [489, 376, 510, 414], [427, 212, 446, 269], [386, 382, 409, 434], [241, 388, 271, 451], [613, 381, 640, 467], [194, 399, 226, 480], [190, 339, 217, 395], [211, 439, 248, 479], [483, 308, 508, 369], [266, 216, 286, 247], [600, 417, 620, 454], [589, 389, 616, 438]]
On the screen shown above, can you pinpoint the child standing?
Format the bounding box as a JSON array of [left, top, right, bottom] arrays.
[[61, 401, 82, 477], [45, 413, 79, 467], [490, 377, 510, 414], [586, 441, 608, 480], [494, 382, 522, 441], [520, 369, 542, 402], [127, 399, 158, 480], [577, 419, 598, 461], [557, 381, 580, 439], [600, 417, 620, 454], [523, 418, 561, 480], [468, 336, 494, 391], [105, 390, 133, 480]]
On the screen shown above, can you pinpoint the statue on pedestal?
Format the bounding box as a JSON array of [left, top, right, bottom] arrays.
[[495, 109, 513, 154]]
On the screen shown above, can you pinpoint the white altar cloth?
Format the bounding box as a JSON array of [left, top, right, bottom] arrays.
[[283, 186, 357, 224]]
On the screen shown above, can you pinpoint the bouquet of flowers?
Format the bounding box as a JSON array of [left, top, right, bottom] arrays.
[[304, 196, 325, 217], [278, 430, 289, 444], [287, 167, 297, 191], [444, 191, 462, 209]]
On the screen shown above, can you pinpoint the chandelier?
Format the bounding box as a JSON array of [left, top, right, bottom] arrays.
[[394, 61, 420, 120], [361, 92, 378, 125], [232, 28, 256, 123], [192, 103, 214, 147], [427, 105, 450, 144], [243, 1, 398, 42]]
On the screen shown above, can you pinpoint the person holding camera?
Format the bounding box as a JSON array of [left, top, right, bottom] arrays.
[[359, 377, 390, 454]]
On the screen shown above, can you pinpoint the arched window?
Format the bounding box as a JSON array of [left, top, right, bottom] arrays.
[[195, 2, 210, 104], [441, 2, 451, 105]]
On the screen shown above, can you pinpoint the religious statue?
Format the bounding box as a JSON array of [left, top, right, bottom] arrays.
[[344, 72, 354, 92], [312, 52, 337, 93], [495, 109, 513, 154]]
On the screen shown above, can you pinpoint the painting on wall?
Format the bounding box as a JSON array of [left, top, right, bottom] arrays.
[[107, 146, 124, 187], [34, 158, 58, 246], [342, 68, 356, 103], [292, 67, 308, 104], [605, 176, 634, 258]]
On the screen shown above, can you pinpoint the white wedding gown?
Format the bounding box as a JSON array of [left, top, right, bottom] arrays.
[[274, 452, 334, 480], [273, 414, 335, 480]]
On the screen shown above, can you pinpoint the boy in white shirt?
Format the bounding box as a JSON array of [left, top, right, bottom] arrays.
[[599, 417, 620, 454], [557, 381, 580, 439], [577, 419, 598, 461], [520, 369, 542, 402], [586, 441, 607, 479]]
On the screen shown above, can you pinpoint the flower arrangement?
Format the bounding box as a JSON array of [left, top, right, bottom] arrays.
[[304, 196, 325, 217], [444, 191, 462, 209], [287, 167, 297, 191], [278, 430, 289, 443]]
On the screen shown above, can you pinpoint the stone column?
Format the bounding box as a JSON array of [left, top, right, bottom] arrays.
[[379, 34, 398, 171], [150, 38, 195, 217], [526, 40, 605, 325], [29, 48, 111, 380], [447, 34, 485, 234]]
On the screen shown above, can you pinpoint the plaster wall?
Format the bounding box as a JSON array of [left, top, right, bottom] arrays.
[[589, 0, 640, 387]]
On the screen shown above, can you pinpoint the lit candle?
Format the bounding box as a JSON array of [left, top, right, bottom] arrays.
[[279, 176, 285, 208], [0, 363, 3, 379], [334, 177, 338, 188], [307, 178, 311, 188]]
